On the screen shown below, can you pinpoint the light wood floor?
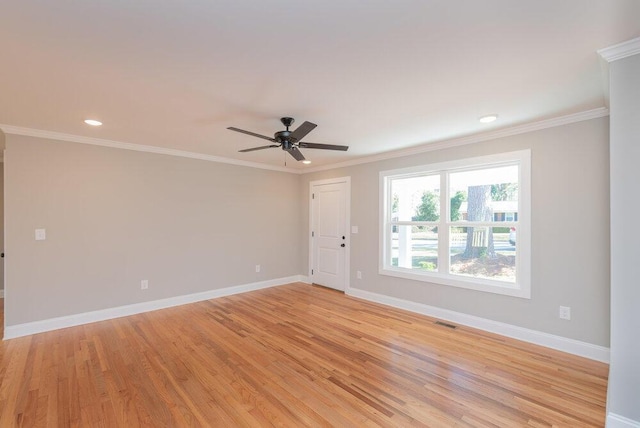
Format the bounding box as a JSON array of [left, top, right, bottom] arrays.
[[0, 284, 608, 427]]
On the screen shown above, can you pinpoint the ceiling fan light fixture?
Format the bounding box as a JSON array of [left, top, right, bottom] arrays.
[[479, 114, 498, 123], [84, 119, 103, 126]]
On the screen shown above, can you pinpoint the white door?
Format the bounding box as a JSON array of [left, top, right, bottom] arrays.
[[310, 179, 349, 291]]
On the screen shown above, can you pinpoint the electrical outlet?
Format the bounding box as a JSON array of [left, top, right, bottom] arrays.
[[356, 271, 362, 279], [141, 280, 149, 290], [559, 306, 571, 320], [35, 228, 46, 241], [255, 265, 261, 273]]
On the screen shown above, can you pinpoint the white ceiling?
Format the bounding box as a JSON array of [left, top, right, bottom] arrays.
[[1, 1, 638, 170]]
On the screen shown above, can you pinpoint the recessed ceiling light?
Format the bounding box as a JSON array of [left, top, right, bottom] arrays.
[[84, 119, 103, 126], [302, 160, 312, 164], [479, 114, 498, 123]]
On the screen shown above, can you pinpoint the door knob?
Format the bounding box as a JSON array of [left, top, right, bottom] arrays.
[[341, 243, 345, 247]]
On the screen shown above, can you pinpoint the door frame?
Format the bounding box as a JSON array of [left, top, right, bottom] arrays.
[[308, 176, 351, 292]]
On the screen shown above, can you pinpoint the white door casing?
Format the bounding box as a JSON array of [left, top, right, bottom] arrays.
[[309, 177, 350, 291]]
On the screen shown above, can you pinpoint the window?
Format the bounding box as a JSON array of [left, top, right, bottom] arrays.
[[380, 150, 530, 298]]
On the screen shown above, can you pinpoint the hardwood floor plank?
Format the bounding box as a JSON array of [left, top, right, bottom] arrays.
[[0, 286, 608, 426]]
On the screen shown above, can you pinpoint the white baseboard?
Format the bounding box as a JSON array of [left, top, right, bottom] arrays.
[[298, 275, 312, 284], [4, 275, 306, 340], [4, 279, 611, 364], [347, 287, 610, 363], [607, 413, 640, 428]]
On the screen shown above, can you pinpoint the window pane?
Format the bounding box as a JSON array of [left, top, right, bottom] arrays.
[[449, 165, 518, 222], [391, 175, 440, 222], [390, 225, 438, 271], [449, 227, 516, 282]]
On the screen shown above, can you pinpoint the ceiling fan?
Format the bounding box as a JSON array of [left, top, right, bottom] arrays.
[[227, 117, 349, 161]]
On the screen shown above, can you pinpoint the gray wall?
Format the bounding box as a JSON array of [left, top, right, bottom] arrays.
[[0, 163, 3, 293], [0, 129, 4, 293], [608, 53, 640, 423], [4, 134, 302, 326], [3, 117, 612, 350], [301, 117, 610, 347]]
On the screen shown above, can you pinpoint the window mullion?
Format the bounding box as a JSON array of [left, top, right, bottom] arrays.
[[439, 172, 449, 274]]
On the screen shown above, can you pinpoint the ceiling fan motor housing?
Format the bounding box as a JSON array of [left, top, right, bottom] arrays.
[[275, 131, 294, 149]]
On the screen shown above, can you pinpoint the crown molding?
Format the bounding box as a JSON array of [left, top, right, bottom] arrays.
[[0, 124, 298, 174], [1, 107, 609, 175], [303, 107, 610, 174], [598, 37, 640, 63]]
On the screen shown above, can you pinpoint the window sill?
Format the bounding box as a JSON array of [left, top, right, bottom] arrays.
[[379, 267, 531, 299]]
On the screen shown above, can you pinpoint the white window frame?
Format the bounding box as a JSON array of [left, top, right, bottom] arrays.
[[379, 150, 531, 299]]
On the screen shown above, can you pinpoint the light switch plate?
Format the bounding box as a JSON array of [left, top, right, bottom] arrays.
[[35, 228, 46, 241], [351, 226, 358, 234]]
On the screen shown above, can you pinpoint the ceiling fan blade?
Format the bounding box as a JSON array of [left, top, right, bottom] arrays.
[[227, 127, 277, 143], [289, 121, 317, 143], [238, 144, 280, 152], [298, 142, 349, 151], [288, 147, 306, 161]]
